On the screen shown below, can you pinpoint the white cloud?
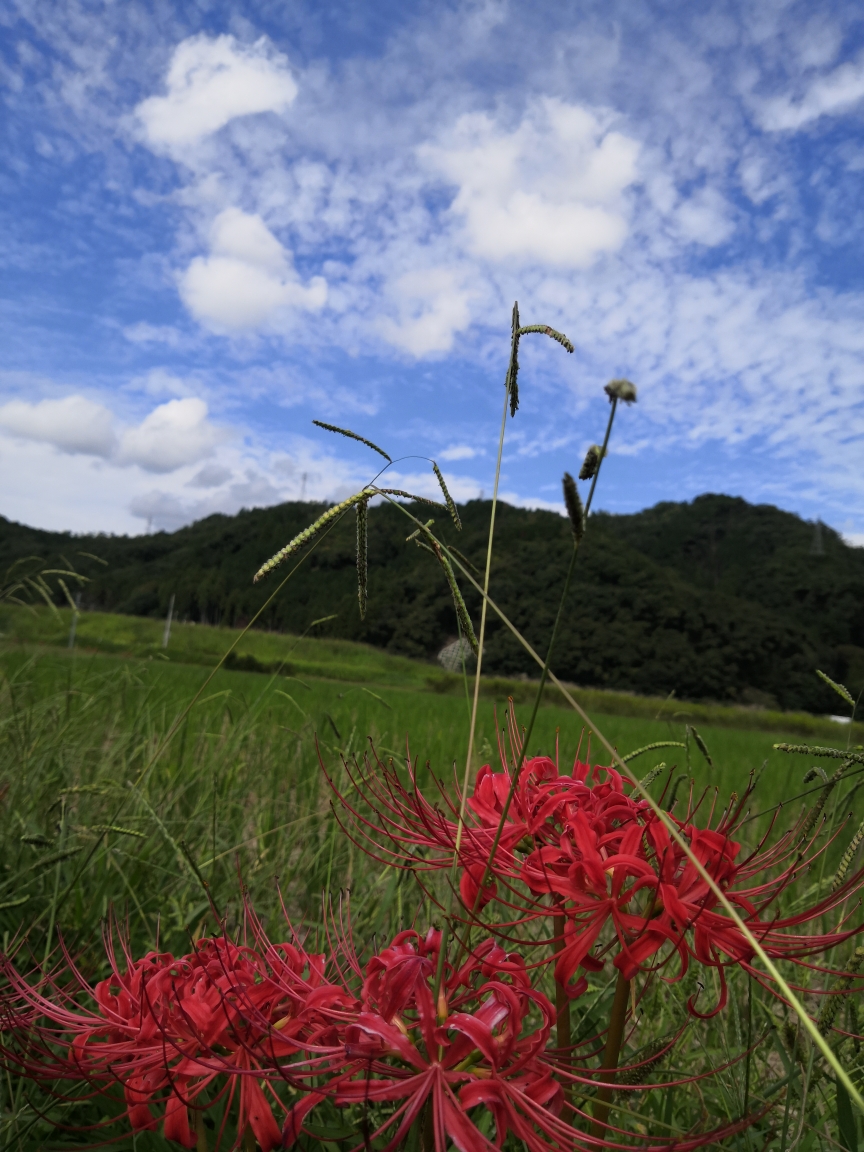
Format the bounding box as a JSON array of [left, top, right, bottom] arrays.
[[136, 34, 297, 151], [675, 187, 735, 246], [131, 368, 196, 399], [180, 208, 327, 331], [420, 99, 639, 267], [0, 396, 115, 456], [376, 268, 473, 355], [123, 322, 184, 347], [117, 398, 227, 473], [844, 532, 864, 548], [188, 463, 233, 488], [0, 392, 228, 475], [758, 58, 864, 131], [439, 444, 479, 461]]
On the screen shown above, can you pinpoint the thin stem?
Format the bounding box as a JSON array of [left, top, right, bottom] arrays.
[[421, 1097, 435, 1152], [554, 909, 572, 1106], [469, 397, 619, 901], [461, 382, 509, 825], [432, 382, 509, 1004], [196, 1109, 208, 1152], [41, 798, 66, 968], [744, 974, 753, 1118], [592, 969, 631, 1136]]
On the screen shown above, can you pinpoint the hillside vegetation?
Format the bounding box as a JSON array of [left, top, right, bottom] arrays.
[[1, 493, 862, 714]]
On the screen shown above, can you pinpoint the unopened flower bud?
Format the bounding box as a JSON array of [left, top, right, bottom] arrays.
[[604, 378, 637, 404], [578, 443, 606, 481], [437, 990, 448, 1023]]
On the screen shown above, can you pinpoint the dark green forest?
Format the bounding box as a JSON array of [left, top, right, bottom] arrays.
[[2, 493, 862, 714]]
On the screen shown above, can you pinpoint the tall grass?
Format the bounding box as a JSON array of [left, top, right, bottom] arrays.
[[1, 646, 848, 964]]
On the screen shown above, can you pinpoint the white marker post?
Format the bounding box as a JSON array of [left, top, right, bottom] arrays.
[[162, 593, 175, 649]]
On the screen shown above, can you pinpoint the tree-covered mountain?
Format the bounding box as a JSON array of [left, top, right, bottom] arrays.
[[1, 494, 862, 714]]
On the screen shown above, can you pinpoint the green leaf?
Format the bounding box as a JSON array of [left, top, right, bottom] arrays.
[[837, 1076, 859, 1152], [303, 1123, 358, 1140]]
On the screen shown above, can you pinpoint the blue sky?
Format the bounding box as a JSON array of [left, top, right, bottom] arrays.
[[1, 0, 863, 542]]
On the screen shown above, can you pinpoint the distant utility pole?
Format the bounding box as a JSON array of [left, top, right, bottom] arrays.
[[300, 472, 307, 501], [811, 520, 825, 556], [162, 593, 175, 649]]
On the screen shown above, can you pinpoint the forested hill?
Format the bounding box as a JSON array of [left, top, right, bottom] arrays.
[[1, 494, 862, 714]]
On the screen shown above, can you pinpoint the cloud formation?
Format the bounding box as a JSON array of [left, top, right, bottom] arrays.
[[117, 398, 227, 472], [0, 396, 115, 457], [758, 57, 864, 131], [0, 395, 226, 474], [421, 100, 639, 267], [136, 34, 297, 150], [180, 208, 327, 330]]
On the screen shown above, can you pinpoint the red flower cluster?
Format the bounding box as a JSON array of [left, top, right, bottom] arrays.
[[331, 740, 864, 1014], [1, 917, 761, 1151], [1, 927, 352, 1150], [4, 731, 863, 1151]]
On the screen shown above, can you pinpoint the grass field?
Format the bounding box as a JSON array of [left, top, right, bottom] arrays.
[[2, 601, 861, 739], [2, 608, 864, 1150], [2, 633, 860, 962]]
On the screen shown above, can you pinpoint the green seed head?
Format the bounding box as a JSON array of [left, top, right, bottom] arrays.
[[604, 378, 638, 404]]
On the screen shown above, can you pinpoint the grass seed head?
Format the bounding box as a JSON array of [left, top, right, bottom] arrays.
[[832, 815, 864, 892], [431, 463, 462, 531], [687, 725, 714, 768], [638, 762, 666, 788], [579, 443, 606, 481], [604, 378, 638, 404], [506, 301, 521, 417], [516, 324, 575, 353], [416, 522, 478, 654], [817, 945, 864, 1035], [816, 669, 855, 708], [798, 759, 850, 844], [253, 490, 372, 583], [312, 420, 392, 462], [562, 472, 584, 543]]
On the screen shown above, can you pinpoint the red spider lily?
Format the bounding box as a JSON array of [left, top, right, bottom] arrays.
[[325, 737, 864, 1016], [286, 924, 760, 1152], [0, 927, 355, 1150], [287, 924, 568, 1152], [323, 741, 645, 893], [2, 912, 764, 1152]]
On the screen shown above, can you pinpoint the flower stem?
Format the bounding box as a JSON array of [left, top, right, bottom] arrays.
[[195, 1110, 208, 1152], [592, 969, 631, 1136], [422, 1097, 435, 1152], [554, 910, 572, 1105]]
